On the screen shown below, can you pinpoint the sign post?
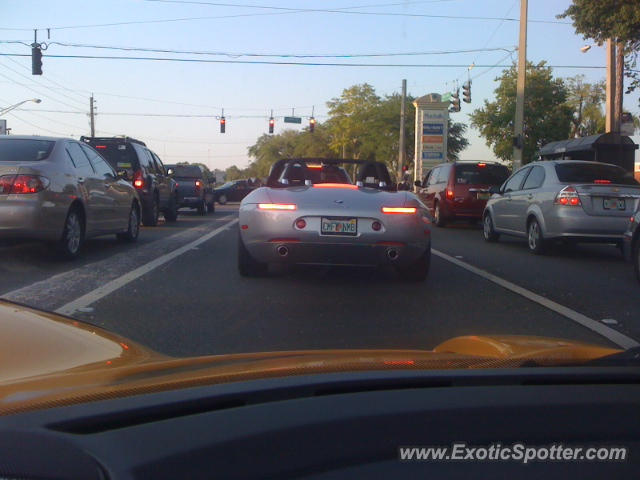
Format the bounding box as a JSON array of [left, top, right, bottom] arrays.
[[413, 94, 449, 184]]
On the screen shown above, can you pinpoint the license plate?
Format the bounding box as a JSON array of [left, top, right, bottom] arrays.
[[603, 198, 625, 210], [321, 217, 357, 236], [476, 192, 491, 200]]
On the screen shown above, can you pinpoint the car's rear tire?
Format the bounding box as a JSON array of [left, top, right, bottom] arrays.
[[433, 202, 446, 227], [117, 203, 140, 242], [197, 199, 206, 216], [527, 217, 547, 255], [164, 195, 178, 223], [396, 247, 430, 282], [218, 194, 228, 205], [57, 207, 84, 259], [238, 233, 268, 277], [142, 195, 159, 226], [482, 212, 500, 242]]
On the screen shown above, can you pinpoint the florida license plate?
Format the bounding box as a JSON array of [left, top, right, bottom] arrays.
[[477, 192, 491, 200], [321, 217, 357, 236], [603, 198, 625, 210]]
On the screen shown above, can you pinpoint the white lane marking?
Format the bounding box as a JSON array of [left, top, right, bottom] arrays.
[[432, 249, 639, 349], [55, 217, 238, 316]]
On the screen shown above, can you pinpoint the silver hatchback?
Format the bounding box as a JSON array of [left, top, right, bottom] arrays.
[[0, 136, 141, 258], [482, 160, 640, 254]]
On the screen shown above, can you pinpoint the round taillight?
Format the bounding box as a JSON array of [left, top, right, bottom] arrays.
[[372, 221, 382, 231], [296, 219, 307, 229]]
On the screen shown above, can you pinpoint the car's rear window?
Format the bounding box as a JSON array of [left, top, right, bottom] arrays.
[[167, 165, 202, 178], [454, 163, 510, 185], [84, 142, 139, 172], [307, 165, 351, 184], [0, 139, 55, 162], [555, 163, 638, 185]]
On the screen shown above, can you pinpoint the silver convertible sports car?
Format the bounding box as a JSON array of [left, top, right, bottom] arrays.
[[238, 159, 431, 281]]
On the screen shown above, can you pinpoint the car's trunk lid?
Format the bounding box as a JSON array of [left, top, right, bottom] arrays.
[[574, 183, 640, 217]]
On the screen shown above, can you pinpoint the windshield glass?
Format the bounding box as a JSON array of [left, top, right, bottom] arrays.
[[555, 163, 639, 185], [0, 139, 55, 162], [2, 0, 640, 409]]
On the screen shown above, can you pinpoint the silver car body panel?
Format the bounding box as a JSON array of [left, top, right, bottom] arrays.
[[239, 185, 431, 267], [0, 136, 139, 242], [485, 160, 640, 242]]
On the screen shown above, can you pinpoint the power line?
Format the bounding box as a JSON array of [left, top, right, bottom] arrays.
[[16, 108, 328, 119], [0, 53, 606, 69]]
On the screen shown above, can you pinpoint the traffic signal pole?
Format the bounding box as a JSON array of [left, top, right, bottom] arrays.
[[89, 95, 95, 137], [397, 79, 407, 182], [512, 0, 527, 170]]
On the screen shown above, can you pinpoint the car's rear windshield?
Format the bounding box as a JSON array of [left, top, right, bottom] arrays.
[[0, 139, 55, 162], [454, 163, 510, 185], [84, 142, 139, 172], [167, 165, 202, 178], [555, 163, 638, 185], [307, 165, 351, 184]]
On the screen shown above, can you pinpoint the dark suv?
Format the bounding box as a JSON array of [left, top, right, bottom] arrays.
[[165, 164, 216, 214], [80, 137, 178, 226], [416, 161, 510, 226]]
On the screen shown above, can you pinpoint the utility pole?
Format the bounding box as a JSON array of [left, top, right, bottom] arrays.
[[614, 41, 624, 133], [397, 79, 407, 182], [605, 39, 616, 133], [512, 0, 527, 170], [89, 94, 95, 137]]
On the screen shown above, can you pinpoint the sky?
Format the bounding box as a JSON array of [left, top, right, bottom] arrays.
[[1, 0, 639, 171]]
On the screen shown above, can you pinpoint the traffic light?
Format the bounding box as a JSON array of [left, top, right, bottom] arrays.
[[31, 44, 42, 75], [450, 89, 461, 112], [462, 80, 471, 103], [220, 116, 226, 133], [268, 116, 275, 134], [309, 116, 316, 133]]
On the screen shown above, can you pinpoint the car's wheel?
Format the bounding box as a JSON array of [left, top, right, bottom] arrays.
[[527, 217, 547, 254], [633, 237, 640, 283], [142, 195, 159, 226], [433, 202, 446, 227], [238, 233, 268, 277], [396, 247, 430, 282], [207, 201, 215, 213], [218, 194, 227, 205], [197, 198, 206, 216], [117, 203, 140, 242], [164, 195, 178, 223], [482, 212, 500, 242], [57, 207, 84, 259]]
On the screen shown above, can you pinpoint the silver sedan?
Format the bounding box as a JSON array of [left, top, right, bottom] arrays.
[[0, 136, 141, 258], [482, 160, 640, 254], [238, 159, 431, 281]]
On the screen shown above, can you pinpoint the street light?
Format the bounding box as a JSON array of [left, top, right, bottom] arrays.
[[580, 45, 592, 53], [0, 98, 42, 116]]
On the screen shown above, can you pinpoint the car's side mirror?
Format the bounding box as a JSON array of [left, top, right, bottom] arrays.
[[166, 168, 174, 176], [116, 169, 128, 179], [489, 185, 501, 195], [414, 180, 422, 187]]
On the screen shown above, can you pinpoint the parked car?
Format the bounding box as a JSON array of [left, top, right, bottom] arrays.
[[0, 136, 141, 258], [165, 164, 215, 214], [214, 179, 254, 204], [622, 206, 640, 282], [482, 160, 640, 254], [416, 161, 510, 226], [80, 136, 178, 226]]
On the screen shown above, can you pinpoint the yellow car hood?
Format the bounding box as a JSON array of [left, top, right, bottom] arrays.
[[0, 300, 621, 416]]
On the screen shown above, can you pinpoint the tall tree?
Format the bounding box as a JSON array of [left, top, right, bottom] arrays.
[[447, 121, 470, 161], [470, 61, 573, 164], [565, 75, 606, 137], [558, 0, 640, 107]]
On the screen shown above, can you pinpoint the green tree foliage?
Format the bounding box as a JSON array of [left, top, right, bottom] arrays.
[[447, 121, 470, 161], [565, 75, 606, 137], [558, 0, 640, 103], [470, 61, 573, 164]]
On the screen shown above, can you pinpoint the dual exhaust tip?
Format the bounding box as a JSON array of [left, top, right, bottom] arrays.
[[277, 245, 289, 257], [276, 245, 399, 260]]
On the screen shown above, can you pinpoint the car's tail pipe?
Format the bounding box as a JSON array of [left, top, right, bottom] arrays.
[[386, 248, 399, 261], [277, 245, 289, 257]]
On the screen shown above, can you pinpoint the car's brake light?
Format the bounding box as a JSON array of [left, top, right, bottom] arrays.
[[307, 165, 322, 169], [95, 145, 107, 149], [258, 203, 296, 210], [194, 180, 202, 191], [555, 186, 581, 206], [477, 163, 487, 167], [313, 183, 358, 189], [445, 188, 454, 199], [382, 207, 417, 214], [594, 179, 611, 184], [133, 170, 145, 189], [0, 175, 49, 194]]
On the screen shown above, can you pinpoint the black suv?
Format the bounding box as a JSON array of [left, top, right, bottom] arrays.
[[165, 164, 216, 214], [81, 136, 178, 226]]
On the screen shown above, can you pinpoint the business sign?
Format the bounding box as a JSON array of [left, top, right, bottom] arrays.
[[423, 123, 444, 135], [422, 143, 442, 152], [422, 152, 444, 160], [423, 110, 446, 121], [423, 135, 444, 144], [0, 119, 6, 135]]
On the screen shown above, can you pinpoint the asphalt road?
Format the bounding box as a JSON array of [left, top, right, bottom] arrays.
[[2, 204, 638, 357]]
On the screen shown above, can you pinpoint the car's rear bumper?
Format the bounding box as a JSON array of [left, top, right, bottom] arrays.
[[0, 195, 64, 241], [178, 196, 202, 208], [440, 199, 485, 219], [544, 208, 629, 241]]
